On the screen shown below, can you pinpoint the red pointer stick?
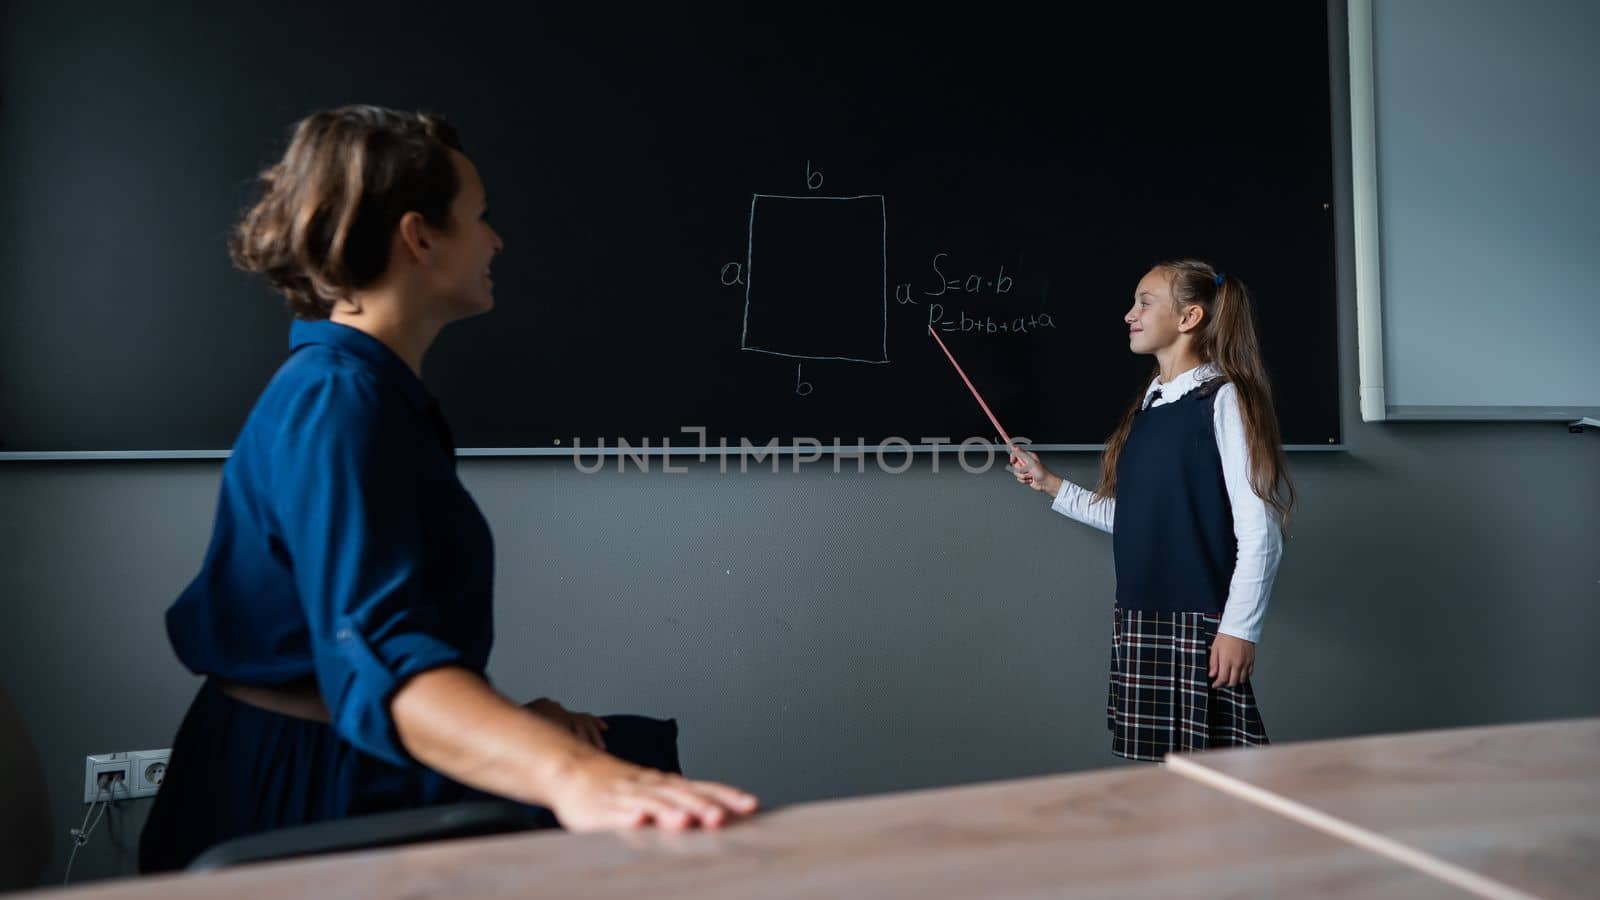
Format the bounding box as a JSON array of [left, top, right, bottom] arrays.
[[927, 325, 1016, 450]]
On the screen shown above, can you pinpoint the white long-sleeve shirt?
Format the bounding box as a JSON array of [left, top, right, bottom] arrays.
[[1049, 363, 1282, 643]]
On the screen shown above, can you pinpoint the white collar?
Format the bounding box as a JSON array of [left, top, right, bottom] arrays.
[[1143, 362, 1221, 408]]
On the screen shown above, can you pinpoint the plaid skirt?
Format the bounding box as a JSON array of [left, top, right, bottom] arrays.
[[1108, 606, 1269, 761]]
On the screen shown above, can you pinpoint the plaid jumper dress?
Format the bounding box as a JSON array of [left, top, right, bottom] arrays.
[[1107, 376, 1269, 761]]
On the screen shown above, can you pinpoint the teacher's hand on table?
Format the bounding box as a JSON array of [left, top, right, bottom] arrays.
[[550, 751, 760, 832]]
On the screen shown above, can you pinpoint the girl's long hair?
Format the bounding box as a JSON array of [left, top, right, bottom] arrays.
[[1094, 260, 1296, 528]]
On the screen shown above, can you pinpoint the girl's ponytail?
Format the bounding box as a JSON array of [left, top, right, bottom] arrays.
[[1197, 266, 1295, 528], [1210, 273, 1254, 367]]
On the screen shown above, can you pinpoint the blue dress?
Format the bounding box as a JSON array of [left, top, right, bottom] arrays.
[[140, 321, 676, 872]]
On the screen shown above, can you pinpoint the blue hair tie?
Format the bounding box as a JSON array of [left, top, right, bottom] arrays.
[[1214, 272, 1226, 287]]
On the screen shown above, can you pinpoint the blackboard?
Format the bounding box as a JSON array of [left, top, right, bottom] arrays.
[[0, 1, 1340, 454]]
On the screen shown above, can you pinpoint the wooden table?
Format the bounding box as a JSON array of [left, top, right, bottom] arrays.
[[1165, 718, 1600, 900], [47, 764, 1454, 899]]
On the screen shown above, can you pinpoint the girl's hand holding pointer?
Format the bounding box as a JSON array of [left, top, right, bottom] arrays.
[[1009, 448, 1062, 496]]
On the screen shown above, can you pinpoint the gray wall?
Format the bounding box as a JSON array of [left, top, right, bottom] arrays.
[[3, 0, 1598, 889]]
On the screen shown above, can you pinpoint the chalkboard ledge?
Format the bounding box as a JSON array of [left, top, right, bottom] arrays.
[[2, 443, 1351, 461]]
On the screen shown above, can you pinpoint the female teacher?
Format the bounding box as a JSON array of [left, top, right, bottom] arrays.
[[140, 105, 757, 872]]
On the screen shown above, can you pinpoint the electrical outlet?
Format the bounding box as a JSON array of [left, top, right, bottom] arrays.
[[128, 749, 171, 799], [83, 748, 171, 802]]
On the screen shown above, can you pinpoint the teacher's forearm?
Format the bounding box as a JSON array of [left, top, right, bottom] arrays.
[[390, 665, 596, 807]]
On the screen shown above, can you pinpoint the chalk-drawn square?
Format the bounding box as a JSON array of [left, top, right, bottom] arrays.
[[740, 194, 887, 363]]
